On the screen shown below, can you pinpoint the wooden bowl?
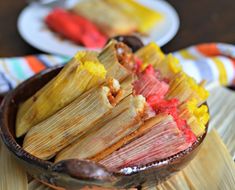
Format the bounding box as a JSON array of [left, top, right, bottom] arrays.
[[0, 65, 208, 189]]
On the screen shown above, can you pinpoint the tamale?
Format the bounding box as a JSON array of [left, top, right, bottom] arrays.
[[91, 114, 169, 162], [72, 0, 136, 37], [135, 42, 165, 71], [16, 51, 106, 137], [135, 44, 181, 79], [0, 140, 28, 190], [179, 99, 210, 137], [105, 0, 163, 34], [23, 83, 118, 160], [55, 95, 146, 162], [166, 72, 209, 105], [98, 41, 133, 81], [99, 115, 190, 171], [55, 76, 134, 162]]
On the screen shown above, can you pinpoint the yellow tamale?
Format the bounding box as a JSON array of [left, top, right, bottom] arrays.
[[105, 0, 163, 34], [16, 51, 106, 137]]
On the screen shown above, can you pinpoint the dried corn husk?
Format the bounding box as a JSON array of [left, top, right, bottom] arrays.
[[99, 115, 190, 171], [55, 95, 146, 162], [98, 41, 132, 81], [16, 51, 106, 137], [23, 84, 115, 160], [72, 0, 136, 37], [0, 140, 28, 190], [120, 75, 135, 97], [135, 42, 165, 71], [157, 130, 235, 190], [166, 72, 209, 105], [179, 99, 210, 137], [207, 86, 235, 159], [104, 0, 163, 34], [157, 54, 182, 79]]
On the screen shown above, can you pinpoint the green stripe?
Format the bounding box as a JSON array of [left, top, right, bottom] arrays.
[[8, 58, 26, 80]]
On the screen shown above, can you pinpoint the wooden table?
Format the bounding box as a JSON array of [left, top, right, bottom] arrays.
[[0, 0, 234, 56]]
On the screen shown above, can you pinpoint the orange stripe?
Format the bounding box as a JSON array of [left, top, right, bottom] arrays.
[[230, 58, 235, 68], [25, 56, 46, 73], [196, 43, 221, 57]]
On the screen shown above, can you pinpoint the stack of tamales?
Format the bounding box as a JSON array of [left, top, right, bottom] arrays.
[[13, 40, 210, 173]]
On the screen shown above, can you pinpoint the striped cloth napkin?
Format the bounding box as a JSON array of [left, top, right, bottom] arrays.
[[0, 43, 234, 94]]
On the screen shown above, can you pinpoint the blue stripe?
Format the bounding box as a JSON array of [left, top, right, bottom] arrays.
[[195, 59, 214, 82], [0, 72, 12, 90], [36, 55, 51, 68]]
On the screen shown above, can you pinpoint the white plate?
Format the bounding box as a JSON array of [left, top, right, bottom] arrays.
[[17, 0, 180, 56]]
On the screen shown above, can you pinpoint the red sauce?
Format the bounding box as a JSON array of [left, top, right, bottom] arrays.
[[45, 8, 107, 48]]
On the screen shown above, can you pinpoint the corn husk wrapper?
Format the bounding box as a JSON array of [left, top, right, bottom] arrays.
[[104, 0, 163, 34], [133, 68, 169, 101], [179, 99, 210, 137], [98, 41, 132, 81], [55, 76, 133, 162], [55, 95, 146, 162], [99, 115, 190, 171], [91, 114, 167, 162], [23, 85, 114, 160], [16, 51, 106, 137], [157, 54, 182, 79], [166, 72, 209, 105], [157, 130, 235, 190], [135, 42, 165, 71], [0, 139, 28, 190], [72, 0, 136, 37], [120, 75, 135, 97]]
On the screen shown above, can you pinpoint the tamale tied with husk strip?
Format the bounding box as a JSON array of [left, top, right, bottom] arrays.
[[55, 95, 146, 162], [23, 79, 121, 160], [16, 51, 106, 137]]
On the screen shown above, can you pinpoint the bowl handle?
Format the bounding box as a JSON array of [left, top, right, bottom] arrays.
[[51, 159, 116, 186]]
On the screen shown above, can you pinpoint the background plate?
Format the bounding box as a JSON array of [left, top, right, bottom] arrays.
[[17, 0, 180, 56]]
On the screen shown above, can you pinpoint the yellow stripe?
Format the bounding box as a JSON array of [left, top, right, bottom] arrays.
[[212, 57, 227, 85], [179, 50, 197, 60]]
